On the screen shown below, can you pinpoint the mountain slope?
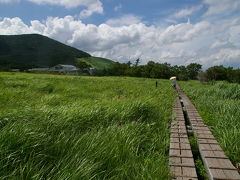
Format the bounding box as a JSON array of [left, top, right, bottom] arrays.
[[77, 57, 115, 70], [0, 34, 91, 70]]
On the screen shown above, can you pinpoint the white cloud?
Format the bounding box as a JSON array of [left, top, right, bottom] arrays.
[[0, 0, 104, 18], [105, 14, 142, 26], [0, 0, 19, 3], [210, 41, 233, 49], [28, 0, 104, 18], [203, 0, 240, 16], [159, 21, 211, 44], [173, 5, 203, 19], [0, 17, 33, 34], [114, 4, 122, 12], [0, 15, 240, 68], [199, 48, 240, 67], [27, 0, 102, 9]]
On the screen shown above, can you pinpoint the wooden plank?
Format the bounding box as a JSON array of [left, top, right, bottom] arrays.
[[180, 138, 189, 143], [170, 149, 193, 158], [171, 128, 187, 132], [210, 169, 240, 180], [199, 144, 212, 151], [169, 157, 195, 167], [171, 129, 180, 133], [222, 169, 240, 179], [206, 158, 237, 170], [197, 133, 215, 139], [210, 144, 222, 151], [195, 130, 212, 135], [170, 149, 181, 157], [170, 142, 191, 150], [169, 157, 181, 165], [198, 139, 218, 144], [209, 169, 226, 179], [201, 150, 227, 159], [170, 142, 180, 149], [171, 137, 180, 143], [171, 166, 182, 177], [179, 129, 188, 134], [176, 118, 185, 121], [199, 143, 223, 151], [192, 126, 210, 131], [191, 124, 208, 127], [172, 121, 186, 126], [171, 133, 188, 138], [182, 167, 198, 178], [170, 166, 198, 178], [181, 150, 193, 158], [181, 157, 195, 167], [180, 143, 191, 150], [181, 178, 198, 180]]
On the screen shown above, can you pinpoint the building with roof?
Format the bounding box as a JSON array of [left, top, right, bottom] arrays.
[[48, 64, 79, 74]]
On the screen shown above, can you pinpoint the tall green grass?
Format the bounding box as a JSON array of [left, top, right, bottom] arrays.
[[0, 73, 175, 179], [179, 81, 240, 164]]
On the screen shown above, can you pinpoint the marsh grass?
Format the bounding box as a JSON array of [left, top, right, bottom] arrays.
[[0, 73, 175, 179], [180, 81, 240, 164]]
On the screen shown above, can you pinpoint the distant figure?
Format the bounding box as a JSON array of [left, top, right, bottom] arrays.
[[170, 76, 177, 89]]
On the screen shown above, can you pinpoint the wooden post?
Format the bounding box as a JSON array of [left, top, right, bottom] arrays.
[[156, 81, 158, 88]]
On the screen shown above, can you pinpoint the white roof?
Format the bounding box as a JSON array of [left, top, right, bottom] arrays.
[[58, 64, 76, 68]]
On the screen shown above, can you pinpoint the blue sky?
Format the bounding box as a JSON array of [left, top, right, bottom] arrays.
[[0, 0, 240, 68], [0, 0, 203, 24]]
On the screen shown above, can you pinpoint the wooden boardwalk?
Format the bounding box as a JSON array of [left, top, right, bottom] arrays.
[[170, 86, 240, 180], [170, 98, 198, 180]]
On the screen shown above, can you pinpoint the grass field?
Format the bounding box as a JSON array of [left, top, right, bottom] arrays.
[[77, 57, 115, 70], [179, 81, 240, 165], [0, 72, 176, 179]]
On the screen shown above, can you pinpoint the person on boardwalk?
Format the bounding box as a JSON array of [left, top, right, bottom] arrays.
[[170, 76, 177, 88]]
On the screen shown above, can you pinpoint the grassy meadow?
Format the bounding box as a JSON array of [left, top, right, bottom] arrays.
[[0, 72, 176, 179], [77, 57, 115, 70], [179, 81, 240, 165]]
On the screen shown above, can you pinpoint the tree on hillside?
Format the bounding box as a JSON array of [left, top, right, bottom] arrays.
[[186, 63, 202, 80], [170, 65, 189, 81], [126, 65, 144, 77], [142, 61, 155, 78], [197, 71, 208, 83], [206, 65, 227, 81], [126, 61, 132, 67], [134, 58, 140, 66], [75, 61, 92, 73], [177, 66, 189, 81], [108, 62, 129, 76]]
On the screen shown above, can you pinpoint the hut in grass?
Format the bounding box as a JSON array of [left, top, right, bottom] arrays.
[[49, 64, 79, 75]]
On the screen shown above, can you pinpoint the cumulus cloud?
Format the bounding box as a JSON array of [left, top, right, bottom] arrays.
[[105, 14, 142, 26], [29, 0, 103, 9], [203, 0, 240, 16], [199, 48, 240, 67], [0, 0, 19, 3], [0, 0, 104, 18], [0, 15, 240, 68], [114, 4, 122, 12], [28, 0, 104, 18], [0, 17, 33, 34], [159, 20, 211, 44], [210, 41, 233, 49], [173, 5, 203, 19]]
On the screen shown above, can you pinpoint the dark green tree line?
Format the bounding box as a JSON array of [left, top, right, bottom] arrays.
[[96, 61, 240, 84]]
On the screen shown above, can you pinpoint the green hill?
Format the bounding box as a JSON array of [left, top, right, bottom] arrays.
[[77, 57, 115, 69], [0, 34, 91, 70]]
